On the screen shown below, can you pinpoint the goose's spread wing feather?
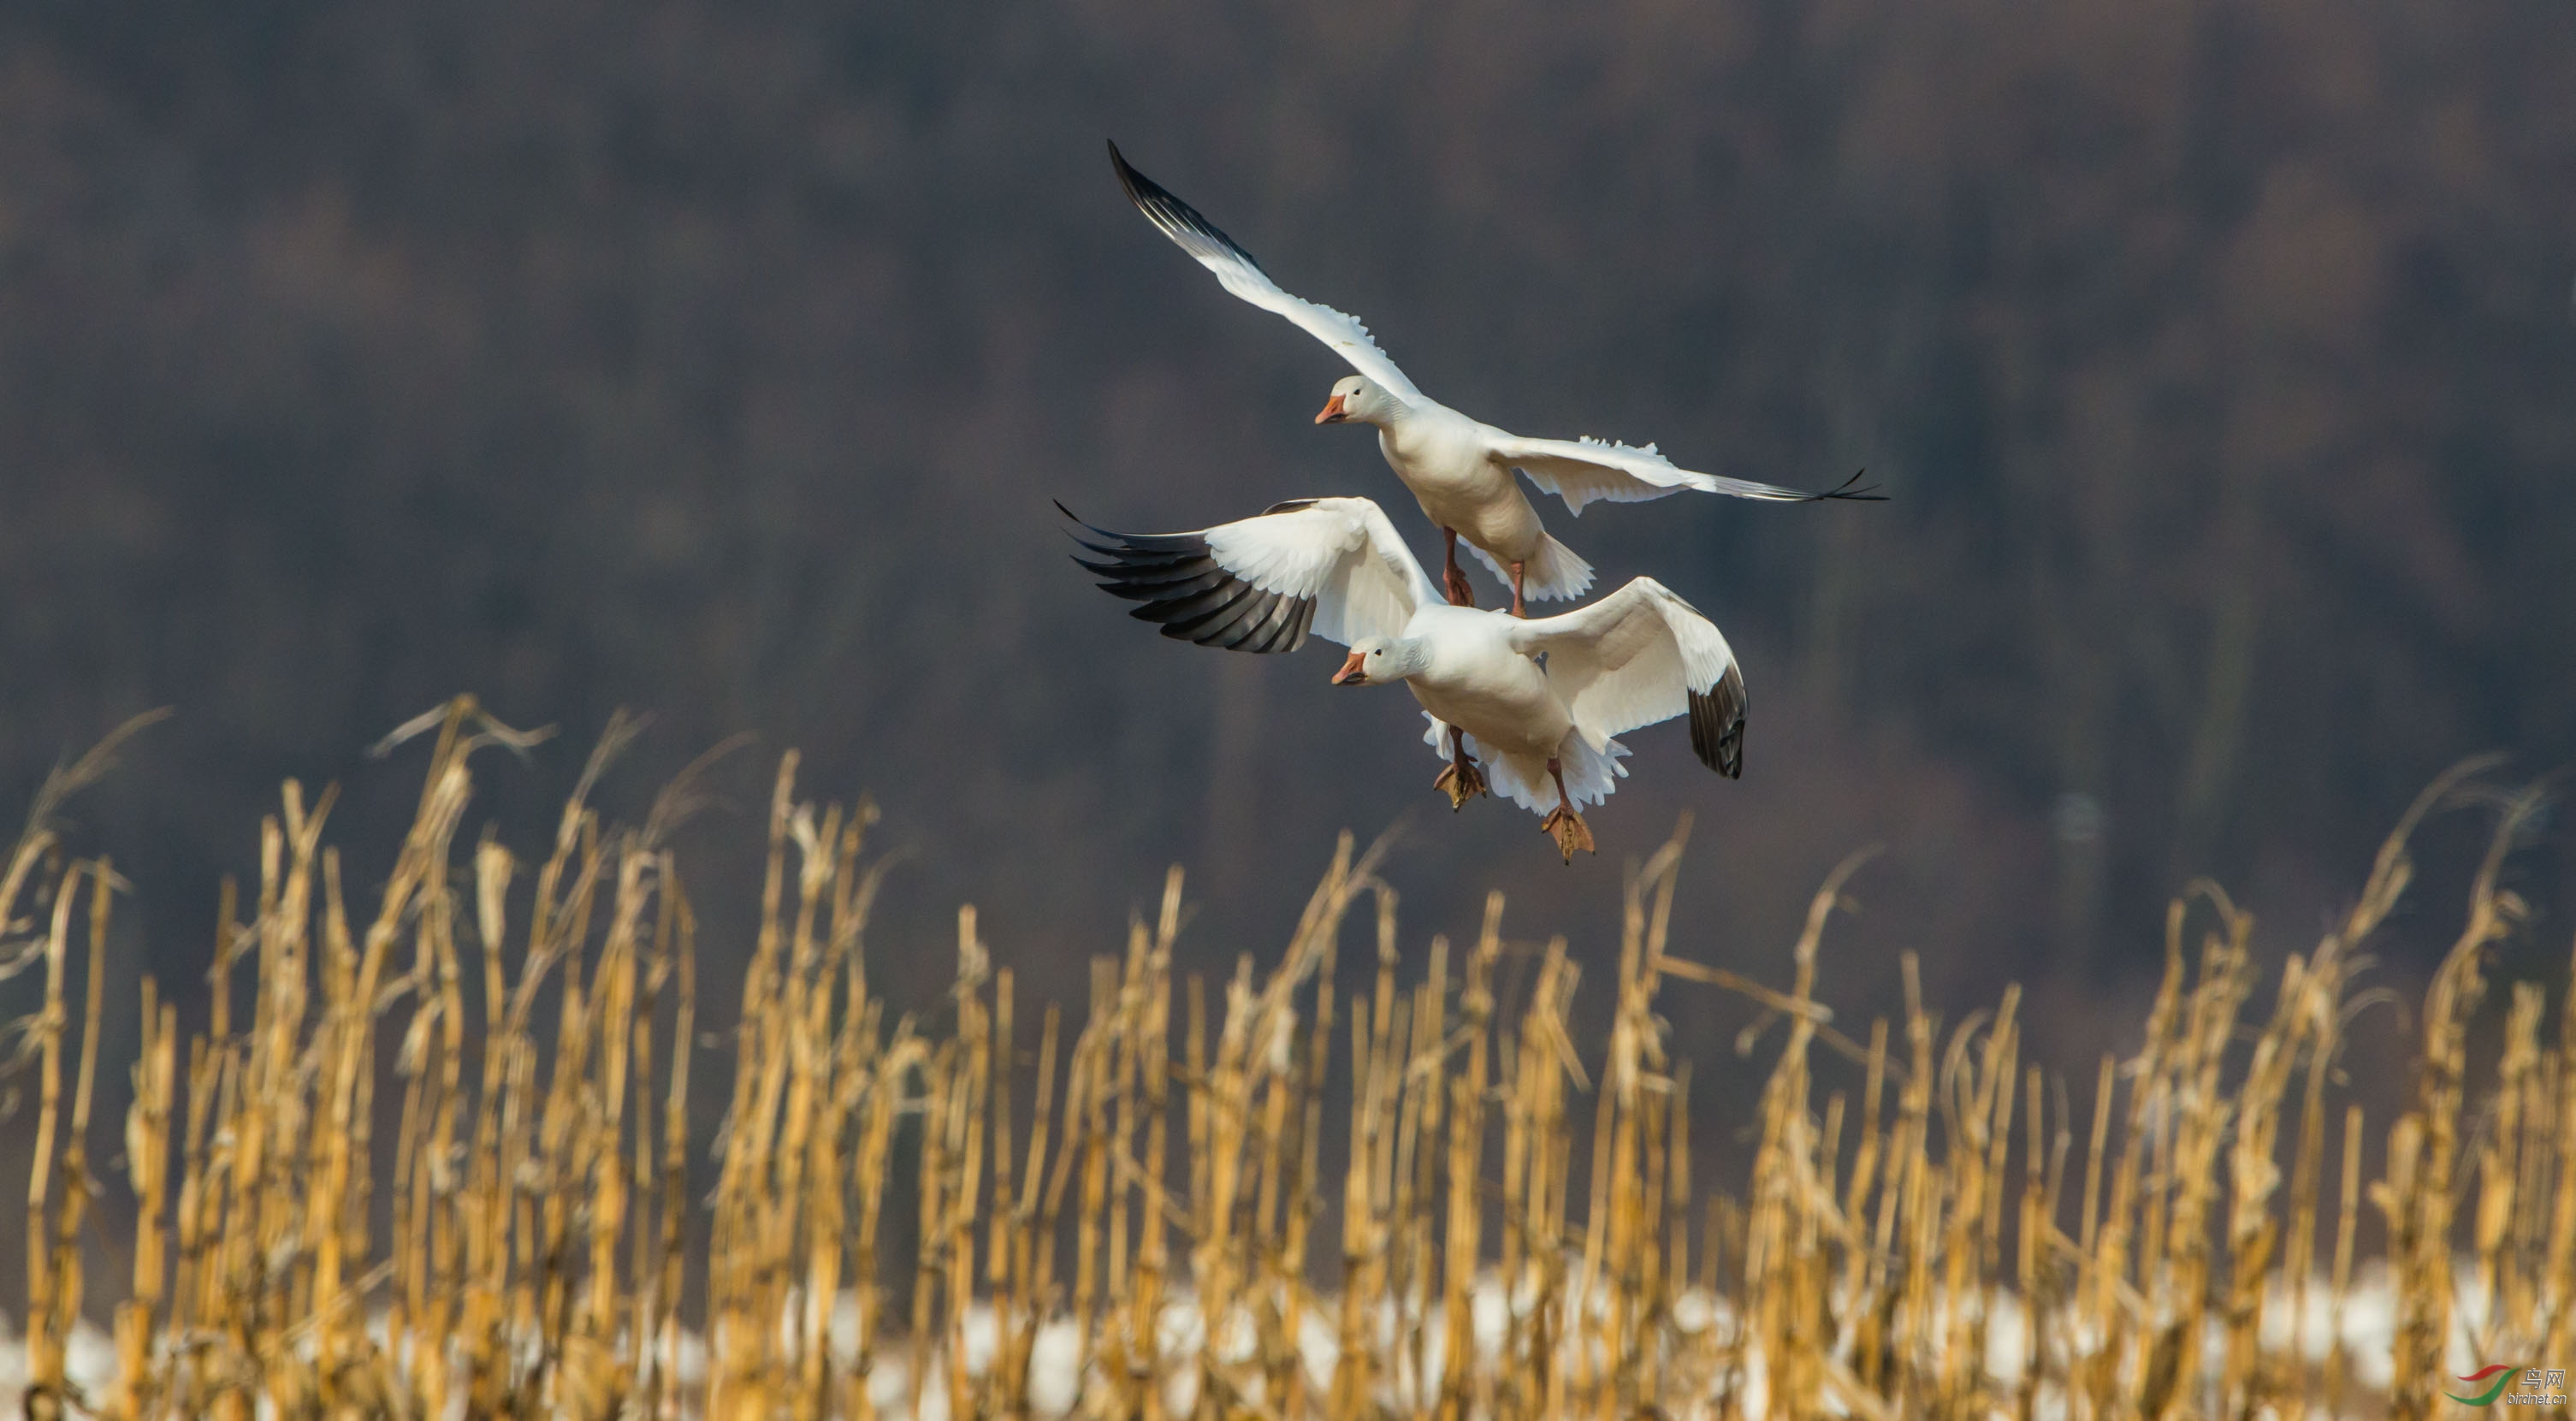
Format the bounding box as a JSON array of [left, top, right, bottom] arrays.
[[1486, 432, 1883, 517], [1110, 143, 1424, 403], [1064, 496, 1436, 652], [1505, 577, 1746, 777]]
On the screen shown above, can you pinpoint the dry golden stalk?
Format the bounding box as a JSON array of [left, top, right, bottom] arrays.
[[2384, 788, 2543, 1414], [1845, 1017, 1895, 1396], [2016, 1062, 2047, 1421], [1887, 951, 1936, 1407], [2474, 983, 2545, 1362], [2221, 922, 2332, 1411], [995, 998, 1057, 1416], [1434, 899, 1501, 1421], [2081, 915, 2180, 1414], [1330, 993, 1382, 1420], [2328, 1102, 2365, 1420], [2549, 929, 2576, 1397], [2510, 1010, 2554, 1355], [21, 859, 94, 1421], [1108, 930, 1141, 1327], [942, 909, 990, 1418], [1130, 871, 1182, 1421], [107, 978, 176, 1419], [2283, 1022, 2335, 1409], [1070, 954, 1115, 1377], [1738, 849, 1865, 1419]]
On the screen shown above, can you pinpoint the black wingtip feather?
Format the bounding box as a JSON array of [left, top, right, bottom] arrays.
[[1106, 140, 1152, 204], [1104, 140, 1267, 275], [1807, 468, 1888, 502], [1147, 578, 1262, 636], [1066, 511, 1318, 656], [1242, 597, 1308, 654], [1689, 663, 1748, 779]]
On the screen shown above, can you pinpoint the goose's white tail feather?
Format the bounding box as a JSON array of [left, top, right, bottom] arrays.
[[1464, 533, 1594, 603], [1421, 714, 1627, 817]]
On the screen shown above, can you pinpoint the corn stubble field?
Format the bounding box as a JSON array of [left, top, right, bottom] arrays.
[[2, 700, 2572, 1419]]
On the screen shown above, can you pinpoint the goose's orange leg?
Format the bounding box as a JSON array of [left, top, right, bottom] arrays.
[[1441, 529, 1477, 607]]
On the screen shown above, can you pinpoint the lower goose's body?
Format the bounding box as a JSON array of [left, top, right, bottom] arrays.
[[1378, 606, 1616, 855]]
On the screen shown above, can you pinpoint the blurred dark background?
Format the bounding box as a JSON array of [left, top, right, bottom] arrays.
[[4, 0, 2575, 1281]]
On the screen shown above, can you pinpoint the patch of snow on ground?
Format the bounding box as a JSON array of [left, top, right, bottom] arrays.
[[0, 1266, 2458, 1418]]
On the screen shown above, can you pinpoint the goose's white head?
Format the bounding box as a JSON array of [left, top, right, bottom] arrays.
[[1330, 636, 1427, 687], [1315, 375, 1397, 427]]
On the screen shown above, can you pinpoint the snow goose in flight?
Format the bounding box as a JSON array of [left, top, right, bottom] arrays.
[[1063, 495, 1746, 861], [1108, 141, 1878, 618]]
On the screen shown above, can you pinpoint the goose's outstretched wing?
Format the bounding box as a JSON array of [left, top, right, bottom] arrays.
[[1504, 577, 1746, 777], [1063, 495, 1438, 652], [1485, 431, 1882, 517], [1110, 142, 1424, 404]]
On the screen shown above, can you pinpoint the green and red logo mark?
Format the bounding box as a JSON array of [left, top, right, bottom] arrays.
[[2448, 1365, 2520, 1406]]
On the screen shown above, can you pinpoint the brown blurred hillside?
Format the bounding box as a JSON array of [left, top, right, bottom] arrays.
[[2, 0, 2573, 1107]]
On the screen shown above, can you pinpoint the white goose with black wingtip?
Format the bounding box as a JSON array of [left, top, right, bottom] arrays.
[[1063, 495, 1747, 861], [1107, 141, 1880, 619]]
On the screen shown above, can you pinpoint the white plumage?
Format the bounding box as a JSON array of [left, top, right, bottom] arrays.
[[1067, 496, 1746, 860], [1110, 142, 1876, 616], [1420, 713, 1631, 818]]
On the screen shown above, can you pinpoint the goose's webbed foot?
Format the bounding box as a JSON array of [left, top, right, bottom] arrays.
[[1541, 755, 1595, 862], [1434, 751, 1489, 812], [1540, 805, 1595, 862]]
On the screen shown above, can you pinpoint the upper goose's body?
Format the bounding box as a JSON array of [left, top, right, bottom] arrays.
[[1110, 142, 1877, 616], [1065, 495, 1745, 860]]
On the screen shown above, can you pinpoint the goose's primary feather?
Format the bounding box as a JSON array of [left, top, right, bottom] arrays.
[[1061, 496, 1436, 651], [1110, 143, 1424, 404]]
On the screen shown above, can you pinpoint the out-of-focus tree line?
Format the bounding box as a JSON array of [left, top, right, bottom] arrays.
[[3, 0, 2572, 1082]]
